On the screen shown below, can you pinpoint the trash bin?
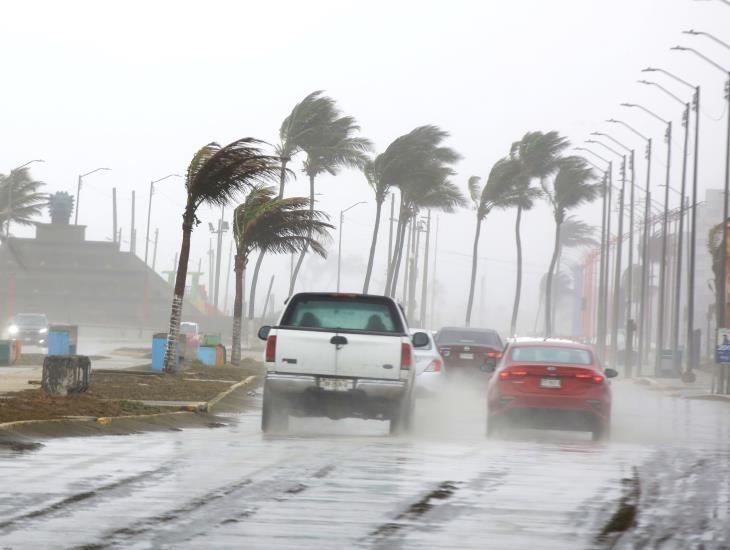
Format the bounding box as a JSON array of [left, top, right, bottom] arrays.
[[0, 340, 11, 366], [152, 333, 184, 372], [656, 348, 681, 378], [48, 325, 78, 355], [201, 334, 221, 346], [197, 346, 217, 366]]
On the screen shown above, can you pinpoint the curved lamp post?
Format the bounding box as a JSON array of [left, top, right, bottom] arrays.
[[75, 167, 111, 225], [337, 201, 366, 292]]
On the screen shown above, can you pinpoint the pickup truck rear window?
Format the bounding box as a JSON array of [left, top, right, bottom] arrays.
[[281, 295, 403, 333]]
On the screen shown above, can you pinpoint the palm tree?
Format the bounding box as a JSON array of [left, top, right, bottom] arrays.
[[465, 159, 525, 327], [360, 156, 390, 294], [48, 192, 75, 225], [163, 138, 280, 372], [276, 91, 337, 200], [288, 107, 372, 296], [508, 131, 569, 336], [231, 186, 332, 364], [0, 167, 46, 235], [542, 156, 600, 336], [383, 126, 463, 298]]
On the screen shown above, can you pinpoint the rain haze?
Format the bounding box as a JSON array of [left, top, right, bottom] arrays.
[[2, 1, 730, 548]]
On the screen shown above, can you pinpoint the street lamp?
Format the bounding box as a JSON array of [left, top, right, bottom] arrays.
[[671, 45, 730, 387], [638, 78, 693, 377], [587, 140, 627, 370], [209, 211, 230, 309], [337, 201, 366, 292], [75, 167, 111, 225], [574, 147, 612, 362], [591, 132, 637, 376], [144, 174, 181, 265], [683, 29, 730, 51], [5, 159, 44, 238], [606, 118, 654, 373], [622, 102, 674, 377]]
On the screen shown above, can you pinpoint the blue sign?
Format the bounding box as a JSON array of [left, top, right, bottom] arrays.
[[716, 329, 730, 364]]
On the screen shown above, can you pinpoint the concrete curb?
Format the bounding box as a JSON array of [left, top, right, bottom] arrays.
[[0, 375, 259, 435]]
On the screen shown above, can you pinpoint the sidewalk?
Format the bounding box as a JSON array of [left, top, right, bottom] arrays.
[[632, 368, 730, 401]]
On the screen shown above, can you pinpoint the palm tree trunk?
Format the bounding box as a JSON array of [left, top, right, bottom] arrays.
[[385, 207, 406, 296], [363, 196, 384, 293], [289, 173, 315, 295], [163, 204, 194, 373], [552, 246, 562, 333], [277, 158, 289, 200], [465, 216, 483, 327], [544, 218, 562, 337], [389, 211, 409, 298], [510, 205, 523, 336], [231, 254, 246, 365], [248, 251, 265, 319]]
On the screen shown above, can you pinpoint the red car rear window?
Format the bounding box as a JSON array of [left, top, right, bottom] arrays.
[[509, 346, 592, 365]]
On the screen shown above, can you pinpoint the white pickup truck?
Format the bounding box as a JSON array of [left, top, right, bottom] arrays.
[[257, 292, 430, 435]]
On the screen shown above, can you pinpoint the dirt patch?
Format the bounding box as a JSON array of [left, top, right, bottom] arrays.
[[0, 360, 263, 424], [0, 391, 169, 423]]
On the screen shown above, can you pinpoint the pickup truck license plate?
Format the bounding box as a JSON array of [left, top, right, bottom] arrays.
[[460, 352, 474, 360], [540, 378, 561, 389], [319, 378, 354, 392]]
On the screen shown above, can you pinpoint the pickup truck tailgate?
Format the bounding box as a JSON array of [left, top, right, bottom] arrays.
[[335, 333, 403, 380], [274, 328, 337, 376]]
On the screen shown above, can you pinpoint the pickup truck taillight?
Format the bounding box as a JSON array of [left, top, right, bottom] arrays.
[[265, 335, 277, 362], [424, 358, 442, 373], [400, 342, 412, 370]]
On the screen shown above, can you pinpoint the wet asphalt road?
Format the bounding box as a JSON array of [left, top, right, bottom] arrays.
[[0, 381, 729, 549]]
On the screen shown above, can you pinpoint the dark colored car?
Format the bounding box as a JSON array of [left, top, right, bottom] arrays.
[[435, 327, 503, 378], [6, 313, 49, 346], [486, 339, 617, 441]]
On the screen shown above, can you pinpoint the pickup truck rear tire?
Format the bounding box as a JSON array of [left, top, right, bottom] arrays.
[[261, 381, 289, 433], [389, 391, 414, 435]]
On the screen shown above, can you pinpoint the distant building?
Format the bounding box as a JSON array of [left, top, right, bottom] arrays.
[[0, 223, 225, 333]]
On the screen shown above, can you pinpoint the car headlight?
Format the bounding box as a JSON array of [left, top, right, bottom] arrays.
[[8, 325, 18, 335], [39, 328, 48, 334]]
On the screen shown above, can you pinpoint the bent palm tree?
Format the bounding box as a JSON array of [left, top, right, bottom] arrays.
[[383, 126, 463, 298], [288, 108, 371, 295], [0, 167, 46, 235], [542, 156, 600, 336], [361, 156, 390, 293], [232, 186, 332, 363], [508, 131, 568, 336], [164, 139, 280, 372], [465, 159, 524, 327]]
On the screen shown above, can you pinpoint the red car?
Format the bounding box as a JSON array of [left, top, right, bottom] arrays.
[[486, 339, 617, 441], [435, 326, 503, 379]]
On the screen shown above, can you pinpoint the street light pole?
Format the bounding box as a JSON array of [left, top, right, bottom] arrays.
[[608, 119, 653, 371], [144, 174, 180, 266], [337, 201, 366, 292], [5, 159, 44, 238], [622, 103, 673, 376], [638, 79, 693, 377], [75, 167, 111, 226]]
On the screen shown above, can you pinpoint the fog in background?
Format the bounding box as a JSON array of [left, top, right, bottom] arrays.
[[3, 0, 729, 333]]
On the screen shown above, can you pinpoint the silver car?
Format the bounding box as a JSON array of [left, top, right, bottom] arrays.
[[410, 328, 446, 396]]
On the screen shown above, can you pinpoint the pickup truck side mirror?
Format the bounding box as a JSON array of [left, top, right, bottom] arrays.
[[411, 331, 430, 348], [604, 367, 618, 379], [257, 326, 271, 341], [481, 358, 498, 373]]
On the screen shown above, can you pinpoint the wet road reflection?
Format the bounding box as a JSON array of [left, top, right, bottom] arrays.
[[0, 381, 729, 549]]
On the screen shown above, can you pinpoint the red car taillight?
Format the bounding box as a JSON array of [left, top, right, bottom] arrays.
[[425, 358, 442, 373], [499, 368, 528, 379], [486, 351, 502, 359], [575, 371, 604, 384], [265, 335, 277, 363], [401, 342, 412, 370]]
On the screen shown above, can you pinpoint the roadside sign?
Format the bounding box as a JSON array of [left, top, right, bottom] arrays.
[[716, 328, 730, 364]]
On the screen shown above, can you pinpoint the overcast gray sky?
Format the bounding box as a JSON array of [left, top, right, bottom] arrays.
[[3, 0, 729, 332]]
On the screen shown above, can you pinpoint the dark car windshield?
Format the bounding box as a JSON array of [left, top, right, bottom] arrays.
[[436, 328, 501, 347], [14, 314, 48, 327], [281, 295, 403, 333], [510, 346, 593, 365]]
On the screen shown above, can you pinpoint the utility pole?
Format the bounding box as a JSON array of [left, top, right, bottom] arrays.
[[224, 240, 233, 315], [419, 211, 431, 328], [209, 209, 229, 309], [208, 238, 215, 301], [112, 187, 118, 245], [337, 201, 365, 292], [152, 228, 159, 272], [610, 161, 626, 368], [130, 190, 136, 255]]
